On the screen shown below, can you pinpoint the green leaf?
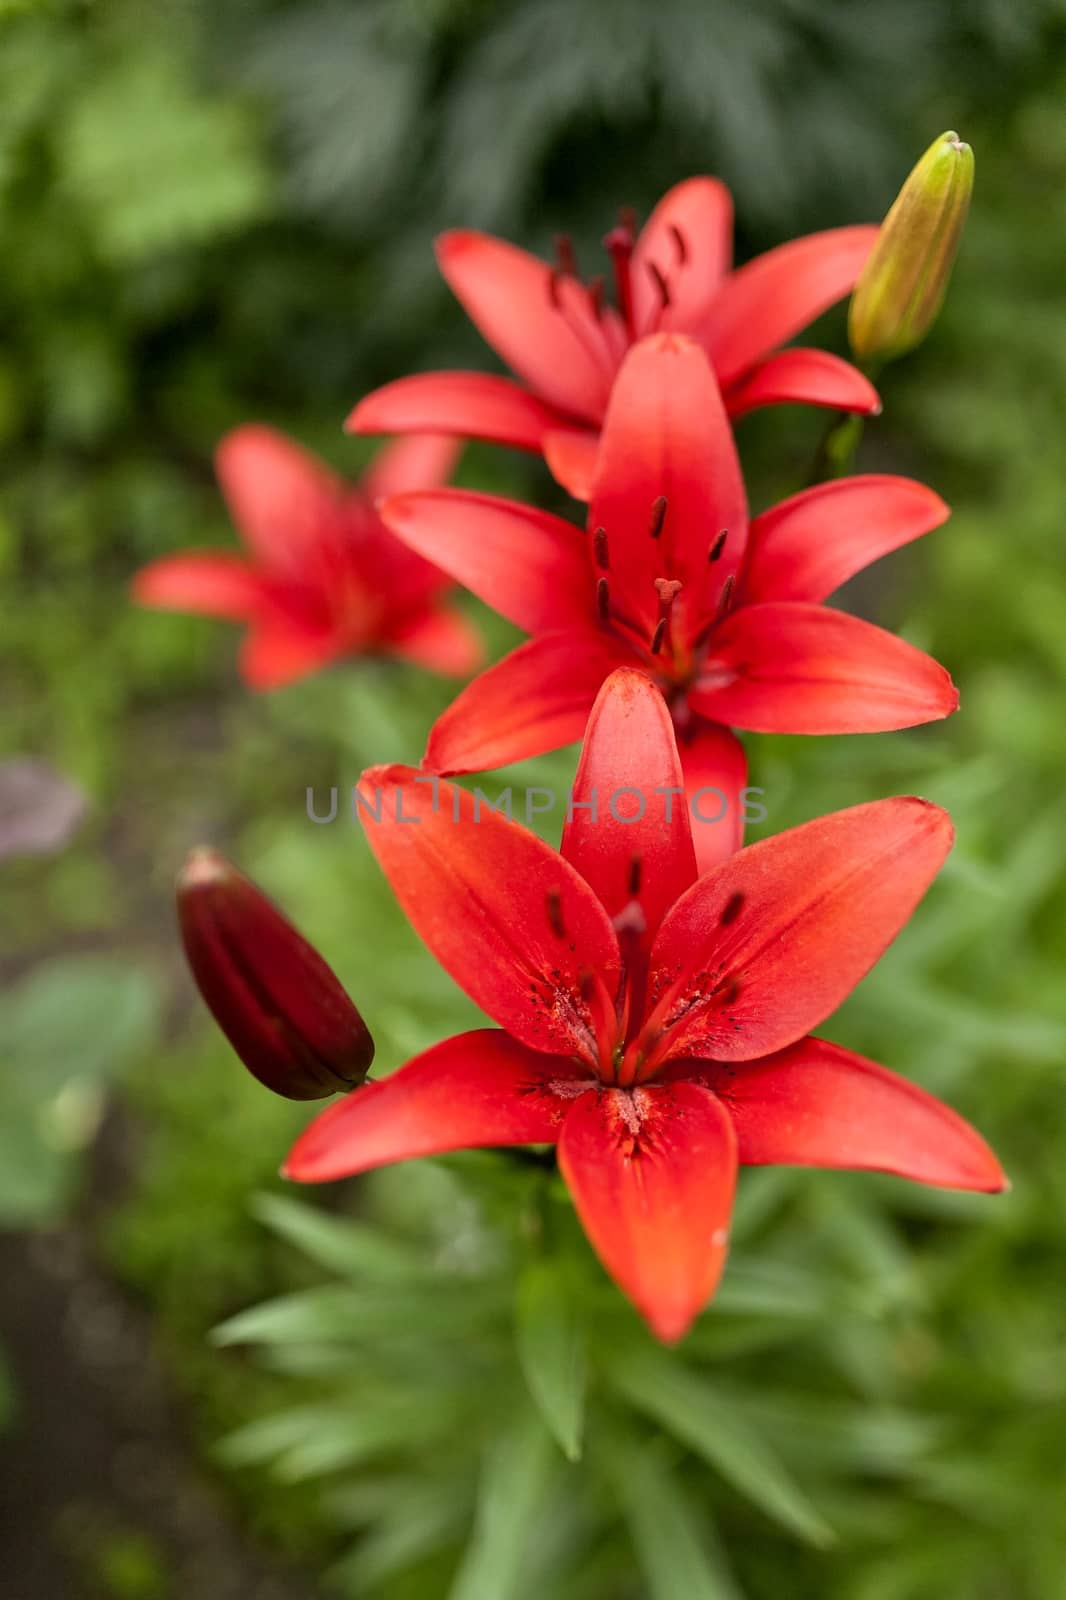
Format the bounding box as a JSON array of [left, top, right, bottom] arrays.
[[729, 1393, 943, 1477], [59, 52, 271, 264], [705, 1258, 825, 1320], [515, 1261, 586, 1461], [0, 955, 162, 1089], [608, 1350, 834, 1548], [217, 1404, 336, 1468], [213, 1282, 505, 1348], [219, 1392, 459, 1481], [0, 957, 163, 1223], [606, 1434, 745, 1600], [448, 1405, 556, 1600], [251, 1192, 428, 1282], [334, 1479, 468, 1590], [0, 1111, 78, 1225]]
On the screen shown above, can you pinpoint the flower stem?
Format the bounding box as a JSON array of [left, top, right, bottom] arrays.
[[806, 360, 881, 486], [806, 410, 866, 486]]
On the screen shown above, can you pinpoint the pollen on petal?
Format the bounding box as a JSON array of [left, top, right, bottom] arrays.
[[554, 233, 578, 277], [605, 1086, 644, 1150]]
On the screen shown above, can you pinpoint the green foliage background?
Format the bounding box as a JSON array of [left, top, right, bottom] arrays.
[[3, 0, 1066, 1595]]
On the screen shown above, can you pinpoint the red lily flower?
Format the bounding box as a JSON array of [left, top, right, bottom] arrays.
[[132, 426, 482, 690], [378, 334, 956, 871], [348, 177, 881, 500], [284, 670, 1004, 1343]]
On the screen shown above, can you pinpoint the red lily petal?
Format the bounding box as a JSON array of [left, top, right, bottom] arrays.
[[561, 668, 697, 947], [238, 624, 343, 691], [379, 489, 592, 635], [725, 348, 880, 419], [543, 427, 600, 502], [703, 225, 879, 385], [683, 1036, 1005, 1191], [436, 230, 617, 422], [739, 477, 951, 607], [215, 425, 341, 573], [643, 797, 953, 1067], [132, 553, 263, 619], [424, 630, 627, 776], [691, 602, 958, 734], [347, 371, 562, 454], [284, 1030, 591, 1182], [631, 176, 734, 337], [589, 334, 748, 642], [558, 1082, 737, 1342], [354, 526, 451, 613], [676, 718, 748, 874], [359, 434, 460, 501], [356, 764, 621, 1062], [384, 605, 483, 677]]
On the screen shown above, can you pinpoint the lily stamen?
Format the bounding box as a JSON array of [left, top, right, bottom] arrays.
[[554, 233, 578, 277], [544, 261, 621, 380], [651, 577, 683, 659], [604, 211, 637, 335]]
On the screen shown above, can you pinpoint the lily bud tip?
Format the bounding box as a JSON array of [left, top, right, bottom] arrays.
[[179, 845, 229, 888], [850, 130, 974, 366]]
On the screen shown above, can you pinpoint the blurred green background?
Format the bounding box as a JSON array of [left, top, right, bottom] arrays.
[[3, 0, 1066, 1596]]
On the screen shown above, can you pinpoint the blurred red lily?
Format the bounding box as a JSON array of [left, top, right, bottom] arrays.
[[348, 177, 880, 499], [285, 670, 1005, 1343], [132, 426, 482, 690], [379, 334, 955, 870]]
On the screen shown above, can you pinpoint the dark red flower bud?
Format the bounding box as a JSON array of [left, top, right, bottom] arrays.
[[177, 847, 374, 1100]]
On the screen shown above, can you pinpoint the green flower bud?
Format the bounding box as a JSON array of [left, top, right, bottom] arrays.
[[849, 131, 974, 365]]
